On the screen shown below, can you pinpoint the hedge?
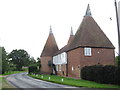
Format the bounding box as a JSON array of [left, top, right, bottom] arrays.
[[81, 65, 120, 85], [28, 66, 38, 74]]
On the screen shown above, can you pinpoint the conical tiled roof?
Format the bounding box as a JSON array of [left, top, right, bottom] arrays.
[[54, 29, 74, 55], [41, 27, 59, 57], [67, 5, 115, 51]]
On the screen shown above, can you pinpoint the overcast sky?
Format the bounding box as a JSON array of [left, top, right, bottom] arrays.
[[0, 0, 120, 59]]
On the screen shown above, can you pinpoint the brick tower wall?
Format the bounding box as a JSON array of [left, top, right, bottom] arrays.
[[67, 48, 115, 78], [40, 56, 52, 74]]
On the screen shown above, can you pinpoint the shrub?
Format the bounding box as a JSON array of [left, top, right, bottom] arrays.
[[81, 65, 120, 85], [28, 66, 38, 74], [114, 66, 120, 85], [103, 65, 116, 84]]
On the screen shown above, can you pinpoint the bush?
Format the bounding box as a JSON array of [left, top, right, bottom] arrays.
[[116, 56, 120, 66], [103, 65, 116, 84], [28, 66, 38, 74], [114, 66, 120, 85], [81, 65, 120, 85]]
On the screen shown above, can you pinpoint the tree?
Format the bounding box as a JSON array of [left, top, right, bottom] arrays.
[[8, 49, 30, 71], [1, 47, 10, 74], [28, 56, 37, 66]]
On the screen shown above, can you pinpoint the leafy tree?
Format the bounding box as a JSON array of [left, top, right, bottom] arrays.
[[28, 57, 37, 66], [8, 49, 30, 71], [1, 47, 10, 74]]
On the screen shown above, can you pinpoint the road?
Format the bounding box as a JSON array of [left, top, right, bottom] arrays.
[[6, 72, 76, 88], [5, 72, 119, 90]]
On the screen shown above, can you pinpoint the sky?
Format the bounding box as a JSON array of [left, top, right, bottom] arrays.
[[0, 0, 120, 59]]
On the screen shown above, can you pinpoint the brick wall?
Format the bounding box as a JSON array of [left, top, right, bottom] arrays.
[[67, 48, 115, 78], [67, 48, 81, 78], [40, 56, 52, 74], [57, 64, 67, 77]]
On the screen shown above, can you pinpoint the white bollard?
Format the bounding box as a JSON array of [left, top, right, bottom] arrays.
[[61, 78, 64, 82], [41, 75, 43, 78], [49, 77, 51, 80]]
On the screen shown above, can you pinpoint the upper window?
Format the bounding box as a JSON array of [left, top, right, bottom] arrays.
[[84, 48, 92, 56]]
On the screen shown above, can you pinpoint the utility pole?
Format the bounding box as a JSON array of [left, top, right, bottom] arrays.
[[114, 0, 120, 56]]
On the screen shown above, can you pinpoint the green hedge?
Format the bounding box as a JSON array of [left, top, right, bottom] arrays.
[[81, 65, 120, 85], [28, 66, 38, 74]]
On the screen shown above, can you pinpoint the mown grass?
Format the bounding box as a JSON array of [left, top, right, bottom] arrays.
[[29, 74, 120, 88], [2, 71, 27, 75]]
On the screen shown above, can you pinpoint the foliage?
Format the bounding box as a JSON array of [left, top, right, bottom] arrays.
[[8, 49, 30, 71], [2, 71, 27, 75], [0, 47, 2, 74], [1, 47, 10, 74], [28, 66, 38, 74], [116, 55, 120, 66], [28, 57, 37, 66], [29, 74, 120, 88], [37, 57, 41, 70], [81, 65, 120, 85]]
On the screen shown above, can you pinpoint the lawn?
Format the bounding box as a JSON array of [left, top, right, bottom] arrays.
[[29, 74, 120, 88]]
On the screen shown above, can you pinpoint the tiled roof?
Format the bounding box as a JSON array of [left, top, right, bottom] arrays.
[[40, 29, 59, 57], [67, 16, 115, 51]]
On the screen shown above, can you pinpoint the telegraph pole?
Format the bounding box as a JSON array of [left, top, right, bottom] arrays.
[[114, 0, 120, 56]]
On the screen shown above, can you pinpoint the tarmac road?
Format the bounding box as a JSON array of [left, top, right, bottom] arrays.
[[6, 72, 76, 88], [5, 72, 119, 90]]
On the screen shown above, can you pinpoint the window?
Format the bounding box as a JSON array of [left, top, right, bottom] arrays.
[[84, 48, 92, 56]]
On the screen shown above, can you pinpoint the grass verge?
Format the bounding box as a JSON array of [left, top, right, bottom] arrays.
[[29, 74, 120, 88], [1, 77, 14, 89], [0, 70, 27, 89], [2, 71, 27, 75]]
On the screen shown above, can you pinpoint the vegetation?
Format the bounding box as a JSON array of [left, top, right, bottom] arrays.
[[0, 46, 40, 74], [8, 49, 30, 71], [29, 74, 120, 88], [1, 77, 14, 89], [0, 47, 2, 74], [28, 66, 38, 74], [1, 47, 10, 74], [2, 70, 27, 75], [81, 65, 120, 85], [36, 57, 41, 71], [1, 70, 27, 89], [116, 55, 120, 66]]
